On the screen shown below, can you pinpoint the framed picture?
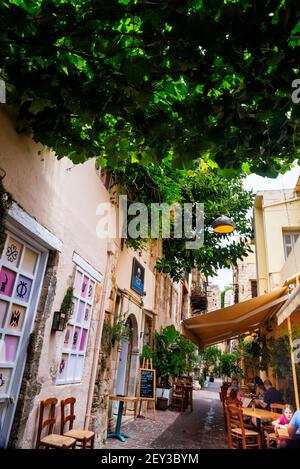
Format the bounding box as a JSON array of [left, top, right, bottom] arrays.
[[131, 258, 145, 295]]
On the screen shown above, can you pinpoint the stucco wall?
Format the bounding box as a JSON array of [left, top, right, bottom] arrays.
[[0, 109, 115, 447], [255, 190, 300, 293], [116, 246, 155, 312]]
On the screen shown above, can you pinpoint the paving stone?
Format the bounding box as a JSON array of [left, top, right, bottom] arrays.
[[105, 379, 228, 449]]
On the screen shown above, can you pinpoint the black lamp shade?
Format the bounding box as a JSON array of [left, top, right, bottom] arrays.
[[211, 215, 236, 233], [51, 311, 66, 331]]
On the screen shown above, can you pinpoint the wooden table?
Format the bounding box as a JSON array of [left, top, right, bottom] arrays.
[[242, 408, 281, 448], [108, 396, 139, 442]]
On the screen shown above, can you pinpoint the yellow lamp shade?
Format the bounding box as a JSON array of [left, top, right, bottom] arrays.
[[211, 215, 236, 233]]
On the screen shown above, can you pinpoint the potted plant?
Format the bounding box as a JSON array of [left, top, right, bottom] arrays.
[[141, 326, 197, 408], [155, 325, 197, 406], [156, 389, 168, 410], [198, 375, 204, 389]]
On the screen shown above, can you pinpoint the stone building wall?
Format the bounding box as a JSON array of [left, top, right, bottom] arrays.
[[207, 284, 221, 312]]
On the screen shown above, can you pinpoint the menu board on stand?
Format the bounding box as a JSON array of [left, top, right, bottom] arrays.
[[137, 358, 156, 421]]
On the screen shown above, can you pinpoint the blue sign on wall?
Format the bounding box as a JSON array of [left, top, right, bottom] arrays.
[[131, 258, 145, 295]]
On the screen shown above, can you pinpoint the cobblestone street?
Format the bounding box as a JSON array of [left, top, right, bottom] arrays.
[[105, 380, 227, 449]]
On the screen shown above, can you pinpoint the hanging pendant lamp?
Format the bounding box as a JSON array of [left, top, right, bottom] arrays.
[[211, 215, 236, 234]]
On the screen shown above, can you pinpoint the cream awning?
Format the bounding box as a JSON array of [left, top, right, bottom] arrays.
[[183, 287, 288, 348], [277, 284, 300, 325]]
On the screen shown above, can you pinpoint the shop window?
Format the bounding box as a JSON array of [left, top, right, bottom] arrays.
[[56, 266, 97, 385]]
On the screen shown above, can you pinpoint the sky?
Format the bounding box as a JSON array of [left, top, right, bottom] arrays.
[[210, 162, 300, 291]]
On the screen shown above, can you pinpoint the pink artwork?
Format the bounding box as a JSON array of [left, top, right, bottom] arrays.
[[0, 267, 16, 298], [8, 304, 26, 331], [81, 276, 88, 298], [79, 329, 88, 351], [72, 327, 81, 350], [64, 326, 72, 346], [84, 306, 90, 323], [4, 335, 19, 362], [14, 275, 32, 303], [88, 281, 94, 300], [58, 354, 68, 379], [5, 238, 23, 267]]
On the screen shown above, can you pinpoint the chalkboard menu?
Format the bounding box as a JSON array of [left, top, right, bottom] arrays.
[[138, 368, 156, 400]]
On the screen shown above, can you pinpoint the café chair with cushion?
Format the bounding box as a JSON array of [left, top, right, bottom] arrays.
[[36, 398, 76, 449], [61, 397, 95, 449], [225, 403, 261, 449]]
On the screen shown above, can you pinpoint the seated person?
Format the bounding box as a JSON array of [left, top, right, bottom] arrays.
[[288, 408, 300, 438], [226, 388, 241, 404], [256, 384, 266, 400], [254, 379, 284, 410], [253, 376, 264, 395], [282, 409, 300, 448], [226, 378, 242, 401], [272, 404, 294, 431]]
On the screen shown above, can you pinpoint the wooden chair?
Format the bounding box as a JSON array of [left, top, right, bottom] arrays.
[[225, 402, 261, 449], [36, 398, 76, 449], [61, 397, 95, 449], [171, 382, 186, 413], [270, 403, 285, 413], [266, 432, 279, 449], [240, 385, 250, 393], [220, 387, 228, 402]]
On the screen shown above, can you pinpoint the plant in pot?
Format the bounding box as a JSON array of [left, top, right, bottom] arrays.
[[219, 351, 243, 382], [154, 325, 197, 408], [198, 375, 205, 389], [156, 388, 168, 410], [141, 326, 197, 409], [199, 346, 221, 385]]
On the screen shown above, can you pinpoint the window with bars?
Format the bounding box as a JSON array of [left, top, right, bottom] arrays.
[[283, 231, 300, 259], [56, 267, 97, 385]]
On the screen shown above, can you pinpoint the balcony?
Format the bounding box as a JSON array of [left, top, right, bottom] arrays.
[[190, 293, 208, 314]]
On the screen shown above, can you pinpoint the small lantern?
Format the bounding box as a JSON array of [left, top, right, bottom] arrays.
[[51, 311, 66, 332]]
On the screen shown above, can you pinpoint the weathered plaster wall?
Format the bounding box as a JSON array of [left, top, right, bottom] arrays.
[[0, 109, 116, 447]]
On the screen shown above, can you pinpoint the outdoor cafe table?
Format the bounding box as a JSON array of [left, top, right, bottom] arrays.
[[108, 395, 139, 442], [242, 407, 281, 448]]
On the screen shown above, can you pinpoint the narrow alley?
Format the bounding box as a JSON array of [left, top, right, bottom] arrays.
[[105, 380, 227, 450]]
